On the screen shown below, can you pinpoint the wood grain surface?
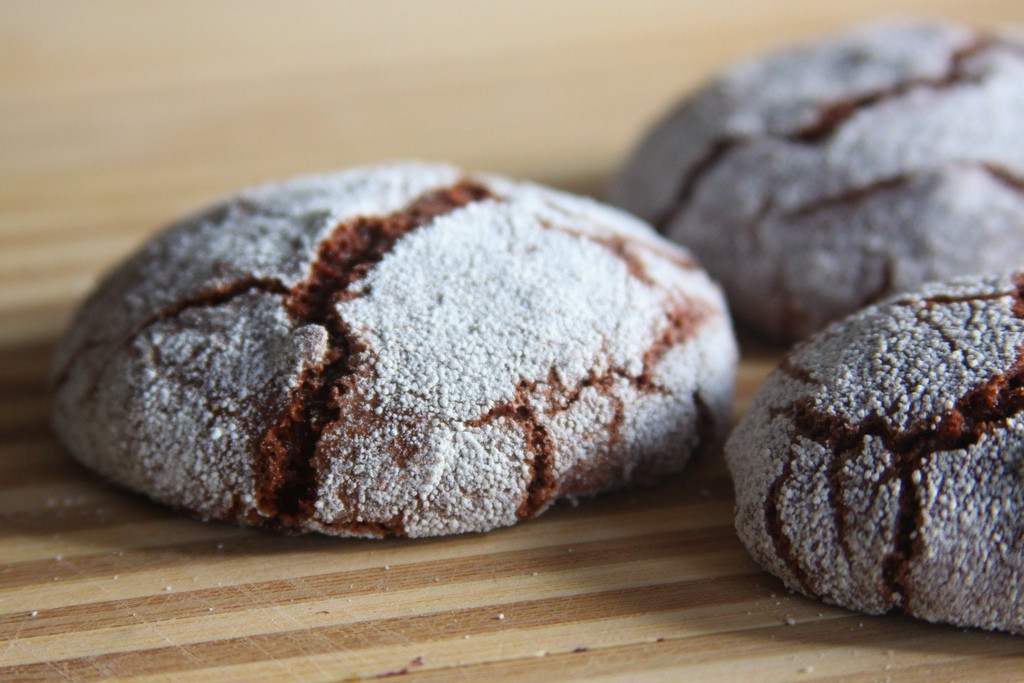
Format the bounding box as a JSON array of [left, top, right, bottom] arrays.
[[3, 2, 1024, 680]]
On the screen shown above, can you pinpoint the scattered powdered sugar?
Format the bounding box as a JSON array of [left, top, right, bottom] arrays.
[[52, 161, 737, 538], [610, 20, 1024, 342], [727, 270, 1024, 633]]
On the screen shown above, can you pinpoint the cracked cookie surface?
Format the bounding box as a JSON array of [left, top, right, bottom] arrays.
[[726, 271, 1024, 633], [52, 161, 737, 538], [609, 20, 1024, 343]]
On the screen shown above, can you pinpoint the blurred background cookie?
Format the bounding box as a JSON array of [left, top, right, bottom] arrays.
[[610, 20, 1024, 344]]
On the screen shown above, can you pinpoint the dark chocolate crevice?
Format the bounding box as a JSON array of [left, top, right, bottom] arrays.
[[287, 182, 496, 318], [785, 176, 912, 219], [915, 313, 966, 360], [534, 217, 696, 285], [468, 374, 591, 519], [518, 407, 558, 519], [654, 139, 739, 234], [70, 278, 292, 404], [767, 159, 1024, 314], [534, 204, 701, 271], [983, 163, 1024, 194], [149, 279, 291, 327], [465, 375, 560, 519], [636, 299, 712, 392], [51, 337, 104, 392], [254, 181, 496, 530], [825, 441, 854, 583], [652, 35, 1002, 237], [763, 457, 815, 594], [592, 235, 655, 286], [775, 345, 1024, 607], [888, 286, 1024, 312], [472, 301, 711, 517], [59, 201, 334, 392], [604, 393, 627, 454], [784, 163, 1024, 221], [764, 276, 1024, 605], [789, 36, 990, 143]]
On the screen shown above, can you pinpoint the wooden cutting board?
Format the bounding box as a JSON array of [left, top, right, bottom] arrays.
[[3, 2, 1024, 679]]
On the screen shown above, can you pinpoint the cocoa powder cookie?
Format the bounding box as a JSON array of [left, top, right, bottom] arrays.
[[51, 162, 737, 538], [727, 271, 1024, 633], [609, 20, 1024, 343]]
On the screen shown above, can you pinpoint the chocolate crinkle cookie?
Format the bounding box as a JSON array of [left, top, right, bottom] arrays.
[[727, 271, 1024, 633], [51, 162, 737, 538], [609, 20, 1024, 344]]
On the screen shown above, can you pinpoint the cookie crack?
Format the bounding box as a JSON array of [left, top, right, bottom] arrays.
[[471, 300, 711, 518], [233, 198, 303, 220], [653, 35, 1004, 236], [468, 371, 609, 519], [913, 309, 967, 361], [790, 36, 991, 143], [784, 163, 1024, 220], [983, 163, 1024, 194], [65, 278, 291, 402], [888, 285, 1024, 313], [518, 391, 558, 520], [253, 181, 496, 530], [535, 216, 696, 286], [58, 203, 338, 391], [784, 176, 912, 219], [588, 235, 655, 285], [763, 456, 816, 594], [771, 280, 1024, 608], [638, 296, 714, 390], [654, 139, 739, 234], [751, 159, 1022, 327], [148, 278, 291, 326]]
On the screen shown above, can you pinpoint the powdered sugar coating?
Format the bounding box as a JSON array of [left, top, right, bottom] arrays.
[[609, 20, 1024, 343], [727, 271, 1024, 632], [52, 162, 737, 537], [51, 163, 464, 384]]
